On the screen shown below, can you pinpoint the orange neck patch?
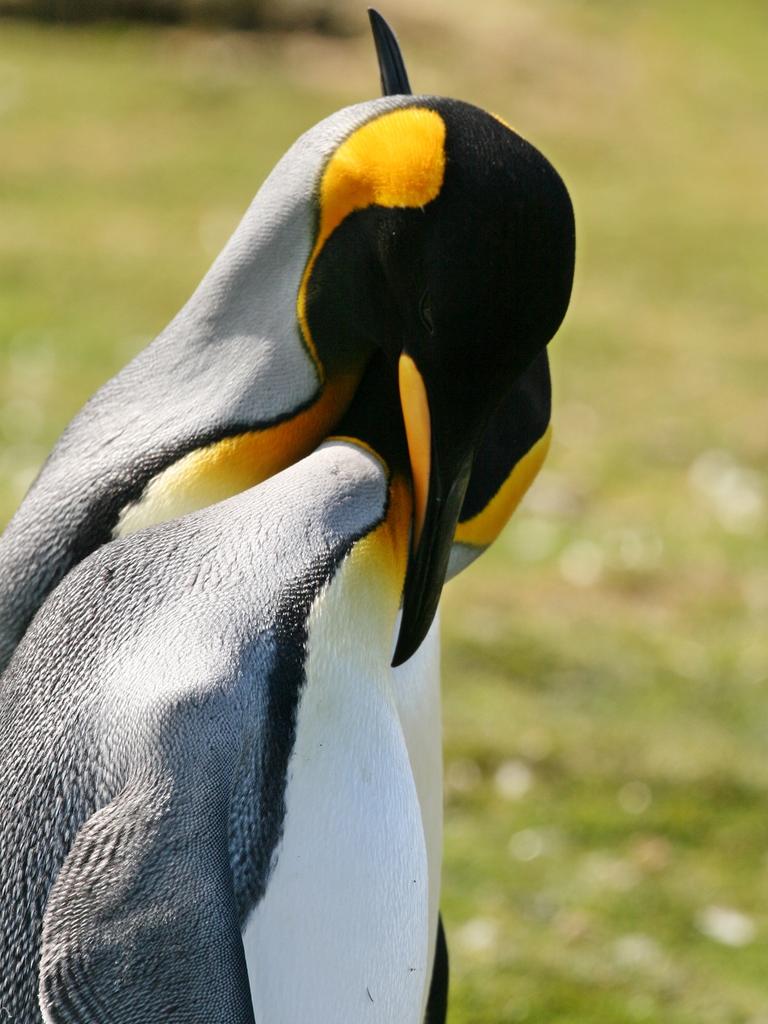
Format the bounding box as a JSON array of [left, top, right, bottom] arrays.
[[114, 373, 359, 538], [326, 436, 412, 598], [352, 470, 412, 607]]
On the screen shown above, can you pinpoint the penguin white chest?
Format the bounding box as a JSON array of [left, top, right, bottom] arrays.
[[242, 561, 442, 1024]]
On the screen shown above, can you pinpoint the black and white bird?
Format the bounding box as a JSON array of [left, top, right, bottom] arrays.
[[0, 11, 574, 1022]]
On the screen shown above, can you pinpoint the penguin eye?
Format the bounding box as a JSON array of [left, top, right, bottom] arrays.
[[419, 291, 435, 335]]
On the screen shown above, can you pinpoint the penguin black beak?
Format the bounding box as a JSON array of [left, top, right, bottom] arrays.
[[392, 355, 473, 667]]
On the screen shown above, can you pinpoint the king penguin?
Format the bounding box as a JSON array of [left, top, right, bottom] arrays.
[[0, 12, 564, 674], [0, 11, 575, 1022]]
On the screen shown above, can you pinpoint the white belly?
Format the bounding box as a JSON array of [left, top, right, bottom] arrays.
[[242, 569, 442, 1024]]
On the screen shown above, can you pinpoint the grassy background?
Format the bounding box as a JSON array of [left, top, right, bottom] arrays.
[[1, 3, 766, 1020]]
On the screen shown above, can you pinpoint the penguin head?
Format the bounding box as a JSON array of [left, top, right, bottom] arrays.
[[389, 101, 573, 663], [334, 12, 576, 665]]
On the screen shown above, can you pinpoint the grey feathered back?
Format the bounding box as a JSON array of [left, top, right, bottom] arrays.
[[0, 441, 388, 1021]]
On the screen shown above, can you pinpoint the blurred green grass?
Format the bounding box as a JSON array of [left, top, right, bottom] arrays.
[[1, 4, 767, 1021]]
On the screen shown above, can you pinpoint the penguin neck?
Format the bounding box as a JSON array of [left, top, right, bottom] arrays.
[[156, 99, 412, 400], [324, 354, 413, 633], [330, 354, 409, 482], [163, 165, 358, 401], [109, 97, 415, 542]]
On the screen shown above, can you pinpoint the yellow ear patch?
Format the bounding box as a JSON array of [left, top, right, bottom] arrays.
[[113, 373, 358, 538], [319, 107, 447, 234], [454, 424, 552, 549], [298, 107, 447, 375]]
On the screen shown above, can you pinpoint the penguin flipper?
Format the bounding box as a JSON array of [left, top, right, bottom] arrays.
[[424, 913, 449, 1023], [38, 781, 256, 1024]]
